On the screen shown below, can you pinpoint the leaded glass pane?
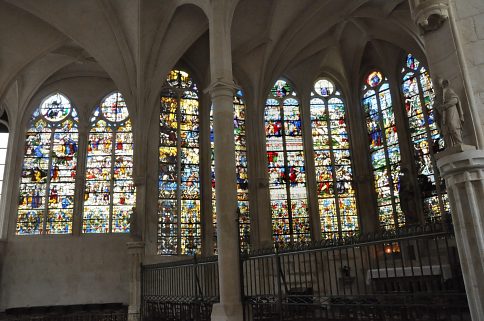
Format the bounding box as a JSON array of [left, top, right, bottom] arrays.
[[158, 70, 201, 255], [401, 53, 448, 222], [267, 79, 309, 246], [17, 93, 78, 235], [83, 92, 134, 234], [363, 72, 403, 229], [311, 78, 358, 239]]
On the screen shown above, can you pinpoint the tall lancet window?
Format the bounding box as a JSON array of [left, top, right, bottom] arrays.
[[0, 112, 9, 211], [17, 93, 78, 234], [266, 80, 310, 246], [362, 71, 404, 229], [210, 90, 250, 253], [159, 70, 201, 255], [401, 53, 449, 221], [83, 92, 135, 233], [310, 79, 358, 239]]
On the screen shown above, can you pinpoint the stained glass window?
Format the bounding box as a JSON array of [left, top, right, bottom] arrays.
[[210, 90, 250, 253], [17, 93, 78, 235], [159, 70, 201, 255], [83, 92, 135, 233], [311, 79, 358, 239], [266, 79, 310, 246], [362, 72, 404, 229], [0, 113, 9, 213], [401, 53, 449, 221]]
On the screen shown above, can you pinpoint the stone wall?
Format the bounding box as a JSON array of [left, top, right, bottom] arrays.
[[0, 236, 130, 311], [453, 0, 484, 129]]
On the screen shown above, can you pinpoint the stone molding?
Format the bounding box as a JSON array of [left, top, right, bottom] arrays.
[[412, 0, 449, 33], [437, 147, 484, 182], [204, 79, 239, 98]]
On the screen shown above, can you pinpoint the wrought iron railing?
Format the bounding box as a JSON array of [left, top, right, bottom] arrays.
[[1, 313, 127, 321], [243, 223, 469, 320], [141, 223, 471, 321], [141, 256, 218, 321]]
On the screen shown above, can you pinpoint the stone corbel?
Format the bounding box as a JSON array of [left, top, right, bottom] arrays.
[[413, 0, 449, 33]]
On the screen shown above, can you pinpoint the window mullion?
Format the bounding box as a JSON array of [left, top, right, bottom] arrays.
[[176, 93, 182, 254]]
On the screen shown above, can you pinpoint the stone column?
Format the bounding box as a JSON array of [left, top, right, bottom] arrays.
[[208, 1, 244, 320], [409, 1, 484, 320], [209, 81, 243, 321], [437, 148, 484, 321], [126, 241, 145, 321]]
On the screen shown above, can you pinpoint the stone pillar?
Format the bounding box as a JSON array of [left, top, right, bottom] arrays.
[[437, 148, 484, 321], [208, 1, 244, 320], [209, 82, 243, 321], [127, 241, 145, 321]]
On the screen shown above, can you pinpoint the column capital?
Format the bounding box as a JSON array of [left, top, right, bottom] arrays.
[[204, 79, 239, 98], [412, 0, 449, 33], [437, 146, 483, 181]]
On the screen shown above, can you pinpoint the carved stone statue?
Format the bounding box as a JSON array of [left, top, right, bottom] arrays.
[[399, 167, 419, 225], [434, 78, 464, 148]]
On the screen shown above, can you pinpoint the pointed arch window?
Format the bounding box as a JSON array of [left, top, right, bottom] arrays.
[[266, 80, 310, 246], [17, 93, 78, 234], [310, 79, 358, 238], [0, 112, 9, 214], [83, 92, 135, 233], [210, 90, 250, 253], [159, 70, 201, 255], [401, 53, 449, 221], [362, 72, 404, 229]]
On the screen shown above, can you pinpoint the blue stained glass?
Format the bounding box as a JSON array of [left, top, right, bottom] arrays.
[[311, 78, 358, 239], [17, 93, 78, 235], [267, 79, 309, 244], [363, 72, 402, 229]]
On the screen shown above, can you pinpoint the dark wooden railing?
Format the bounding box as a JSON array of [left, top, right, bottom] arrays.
[[141, 223, 471, 321]]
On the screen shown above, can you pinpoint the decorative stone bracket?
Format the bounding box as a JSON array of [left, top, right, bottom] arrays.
[[412, 0, 449, 33]]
